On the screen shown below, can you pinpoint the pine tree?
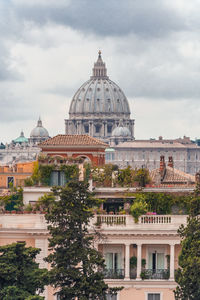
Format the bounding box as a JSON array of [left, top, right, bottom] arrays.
[[174, 216, 200, 299], [43, 181, 120, 300], [0, 242, 48, 300]]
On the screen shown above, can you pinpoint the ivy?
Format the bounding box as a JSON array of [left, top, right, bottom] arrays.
[[39, 164, 55, 186], [60, 164, 79, 183]]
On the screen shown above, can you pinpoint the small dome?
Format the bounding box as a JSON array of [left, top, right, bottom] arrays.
[[13, 131, 28, 144], [112, 126, 131, 137], [30, 117, 49, 138]]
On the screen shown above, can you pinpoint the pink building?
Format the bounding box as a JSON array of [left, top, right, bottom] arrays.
[[0, 184, 193, 300]]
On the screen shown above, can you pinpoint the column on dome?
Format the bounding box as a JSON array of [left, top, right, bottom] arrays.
[[89, 121, 94, 136], [76, 121, 80, 134], [104, 121, 107, 137]]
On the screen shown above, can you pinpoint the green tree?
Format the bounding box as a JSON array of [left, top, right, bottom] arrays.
[[133, 168, 151, 187], [174, 216, 200, 300], [130, 195, 148, 223], [42, 181, 121, 299], [0, 242, 49, 300]]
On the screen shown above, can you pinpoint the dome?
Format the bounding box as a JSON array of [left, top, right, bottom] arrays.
[[30, 117, 49, 138], [69, 51, 131, 116], [13, 131, 28, 144], [112, 126, 131, 137]]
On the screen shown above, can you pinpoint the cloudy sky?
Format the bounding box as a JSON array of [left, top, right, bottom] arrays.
[[1, 0, 200, 143]]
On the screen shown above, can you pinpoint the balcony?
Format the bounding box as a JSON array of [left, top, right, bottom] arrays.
[[141, 269, 170, 280], [94, 214, 187, 231], [104, 268, 125, 279]]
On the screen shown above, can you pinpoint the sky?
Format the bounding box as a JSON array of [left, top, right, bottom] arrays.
[[1, 0, 200, 143]]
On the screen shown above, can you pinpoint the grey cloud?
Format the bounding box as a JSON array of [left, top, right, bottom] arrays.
[[0, 89, 32, 122], [13, 0, 185, 38]]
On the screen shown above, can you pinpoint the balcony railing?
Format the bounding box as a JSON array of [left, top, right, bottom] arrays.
[[130, 268, 137, 279], [94, 214, 187, 229], [140, 215, 171, 224], [96, 215, 126, 226], [104, 268, 125, 279], [141, 269, 169, 280]]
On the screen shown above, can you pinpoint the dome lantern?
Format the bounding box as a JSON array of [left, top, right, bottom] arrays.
[[91, 50, 108, 79]]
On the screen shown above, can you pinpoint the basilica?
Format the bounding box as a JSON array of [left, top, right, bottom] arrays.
[[65, 51, 134, 144]]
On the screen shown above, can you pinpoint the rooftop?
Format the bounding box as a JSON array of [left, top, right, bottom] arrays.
[[151, 166, 195, 185], [39, 134, 108, 147]]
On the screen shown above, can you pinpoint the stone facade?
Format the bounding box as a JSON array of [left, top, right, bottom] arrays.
[[106, 137, 200, 175]]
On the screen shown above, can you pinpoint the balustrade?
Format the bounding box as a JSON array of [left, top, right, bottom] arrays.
[[141, 215, 171, 224], [96, 215, 126, 225]]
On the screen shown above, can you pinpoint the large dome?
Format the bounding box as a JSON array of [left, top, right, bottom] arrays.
[[69, 51, 130, 117], [65, 51, 134, 143]]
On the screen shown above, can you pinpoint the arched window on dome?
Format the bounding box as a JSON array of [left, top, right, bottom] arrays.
[[107, 124, 112, 134], [95, 125, 101, 133], [84, 124, 89, 133]]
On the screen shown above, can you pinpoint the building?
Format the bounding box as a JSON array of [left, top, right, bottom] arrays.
[[0, 130, 196, 299], [0, 161, 34, 188], [39, 134, 107, 166], [1, 183, 193, 300], [0, 117, 49, 166], [106, 136, 200, 175], [65, 51, 135, 143]]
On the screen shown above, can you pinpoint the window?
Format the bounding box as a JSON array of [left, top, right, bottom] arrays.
[[147, 293, 160, 300], [50, 171, 66, 186], [95, 125, 101, 133], [84, 125, 89, 133], [148, 252, 164, 270], [107, 125, 112, 133], [105, 252, 122, 271], [7, 176, 14, 188]]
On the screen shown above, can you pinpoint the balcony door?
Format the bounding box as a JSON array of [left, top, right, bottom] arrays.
[[148, 252, 164, 270], [105, 252, 122, 271]]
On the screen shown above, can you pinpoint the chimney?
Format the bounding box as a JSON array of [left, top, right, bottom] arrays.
[[159, 156, 166, 182], [195, 172, 200, 184], [168, 156, 174, 168], [160, 156, 165, 172]]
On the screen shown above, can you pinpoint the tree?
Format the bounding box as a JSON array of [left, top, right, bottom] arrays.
[[130, 195, 148, 223], [0, 242, 49, 300], [174, 216, 200, 300], [42, 181, 121, 299]]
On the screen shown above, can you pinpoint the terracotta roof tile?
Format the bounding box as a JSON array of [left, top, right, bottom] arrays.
[[150, 166, 195, 185], [39, 134, 108, 147]]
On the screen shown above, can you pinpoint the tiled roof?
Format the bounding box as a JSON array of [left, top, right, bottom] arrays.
[[39, 134, 108, 147], [150, 166, 195, 184]]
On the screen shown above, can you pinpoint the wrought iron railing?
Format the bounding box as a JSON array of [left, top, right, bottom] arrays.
[[130, 268, 137, 279], [104, 268, 125, 279], [140, 269, 169, 280]]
